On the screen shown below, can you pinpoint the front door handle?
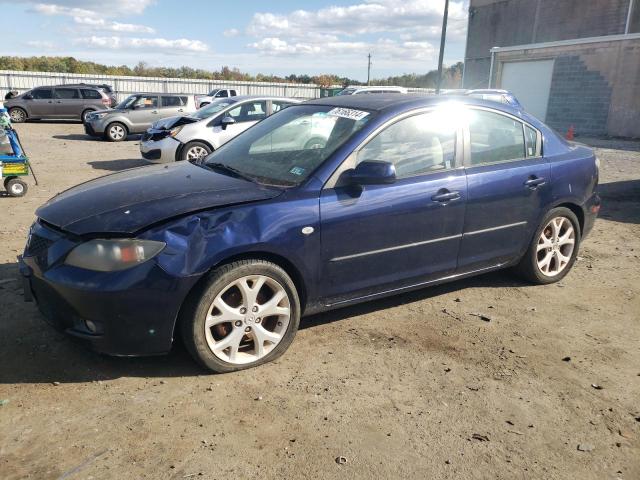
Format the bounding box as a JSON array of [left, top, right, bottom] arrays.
[[431, 190, 461, 203], [524, 176, 546, 189]]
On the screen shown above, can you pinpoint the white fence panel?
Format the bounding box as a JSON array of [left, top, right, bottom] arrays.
[[0, 70, 325, 101]]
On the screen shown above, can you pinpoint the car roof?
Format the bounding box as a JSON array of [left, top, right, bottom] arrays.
[[304, 93, 526, 118]]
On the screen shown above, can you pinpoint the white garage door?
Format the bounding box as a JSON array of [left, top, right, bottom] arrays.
[[500, 60, 555, 121]]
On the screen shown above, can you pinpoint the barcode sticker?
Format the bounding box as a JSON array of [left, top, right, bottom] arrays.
[[327, 108, 370, 121]]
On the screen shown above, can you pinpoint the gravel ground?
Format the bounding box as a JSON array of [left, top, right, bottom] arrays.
[[0, 123, 638, 480]]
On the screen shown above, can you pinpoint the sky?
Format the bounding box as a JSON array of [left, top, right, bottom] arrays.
[[0, 0, 470, 81]]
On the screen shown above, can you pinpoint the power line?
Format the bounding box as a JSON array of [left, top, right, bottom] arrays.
[[436, 0, 449, 94]]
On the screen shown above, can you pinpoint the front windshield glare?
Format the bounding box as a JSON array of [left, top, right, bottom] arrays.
[[192, 99, 235, 119], [204, 104, 373, 186]]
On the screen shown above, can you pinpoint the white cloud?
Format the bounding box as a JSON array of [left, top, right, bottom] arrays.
[[23, 0, 154, 16], [223, 28, 240, 38], [76, 36, 209, 53], [26, 39, 56, 49], [72, 16, 155, 34], [243, 0, 468, 68]]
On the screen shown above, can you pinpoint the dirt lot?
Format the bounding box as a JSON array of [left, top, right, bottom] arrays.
[[0, 123, 638, 480]]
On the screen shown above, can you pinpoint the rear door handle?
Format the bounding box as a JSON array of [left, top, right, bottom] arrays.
[[524, 176, 546, 189], [431, 190, 461, 203]]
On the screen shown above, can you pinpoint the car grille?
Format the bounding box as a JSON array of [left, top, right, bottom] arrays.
[[143, 130, 170, 142], [26, 234, 54, 257]]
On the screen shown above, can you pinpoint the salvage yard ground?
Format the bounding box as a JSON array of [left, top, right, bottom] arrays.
[[0, 123, 639, 479]]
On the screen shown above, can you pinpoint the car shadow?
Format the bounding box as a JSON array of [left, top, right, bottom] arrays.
[[88, 159, 150, 171], [597, 179, 640, 225], [52, 134, 142, 142], [0, 259, 531, 384]]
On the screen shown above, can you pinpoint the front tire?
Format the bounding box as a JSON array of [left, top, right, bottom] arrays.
[[181, 259, 301, 373], [5, 178, 27, 197], [81, 109, 95, 123], [180, 141, 211, 161], [8, 107, 27, 123], [104, 122, 127, 142], [515, 207, 581, 284]]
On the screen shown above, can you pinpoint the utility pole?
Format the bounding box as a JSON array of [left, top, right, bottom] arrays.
[[367, 53, 372, 86], [436, 0, 449, 94]]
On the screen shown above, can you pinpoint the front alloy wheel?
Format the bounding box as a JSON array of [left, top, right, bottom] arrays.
[[106, 123, 127, 142], [182, 259, 300, 373]]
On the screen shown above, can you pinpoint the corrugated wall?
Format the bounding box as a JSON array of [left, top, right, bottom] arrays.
[[0, 70, 325, 100]]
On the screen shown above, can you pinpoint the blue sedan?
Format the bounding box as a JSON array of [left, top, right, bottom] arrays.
[[20, 95, 600, 372]]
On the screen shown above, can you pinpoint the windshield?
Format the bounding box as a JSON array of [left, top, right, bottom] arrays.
[[191, 99, 237, 120], [203, 104, 374, 187], [116, 95, 137, 110]]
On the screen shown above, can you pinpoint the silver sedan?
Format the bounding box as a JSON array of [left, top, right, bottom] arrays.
[[140, 96, 301, 163]]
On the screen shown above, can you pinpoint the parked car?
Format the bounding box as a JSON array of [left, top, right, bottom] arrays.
[[442, 89, 523, 109], [336, 86, 408, 95], [140, 96, 300, 162], [196, 88, 237, 109], [20, 94, 600, 373], [5, 85, 114, 123], [84, 93, 197, 141], [64, 83, 117, 108]]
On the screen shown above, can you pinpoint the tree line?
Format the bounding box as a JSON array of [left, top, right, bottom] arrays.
[[0, 56, 463, 89]]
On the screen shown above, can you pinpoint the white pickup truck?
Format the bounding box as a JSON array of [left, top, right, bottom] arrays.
[[195, 88, 237, 109]]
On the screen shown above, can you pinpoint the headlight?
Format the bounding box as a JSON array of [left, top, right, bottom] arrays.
[[65, 239, 165, 272], [168, 126, 183, 138], [91, 112, 109, 120]]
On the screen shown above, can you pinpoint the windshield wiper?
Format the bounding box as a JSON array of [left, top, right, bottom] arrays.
[[204, 162, 257, 183]]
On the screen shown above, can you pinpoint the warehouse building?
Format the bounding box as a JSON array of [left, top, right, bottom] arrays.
[[463, 0, 640, 138]]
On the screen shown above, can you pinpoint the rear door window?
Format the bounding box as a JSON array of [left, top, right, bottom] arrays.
[[81, 89, 102, 99], [468, 110, 525, 165], [271, 101, 294, 114], [32, 88, 53, 99], [54, 88, 80, 99], [161, 96, 186, 107]]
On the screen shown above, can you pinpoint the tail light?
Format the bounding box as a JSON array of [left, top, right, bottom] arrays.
[[101, 97, 110, 106]]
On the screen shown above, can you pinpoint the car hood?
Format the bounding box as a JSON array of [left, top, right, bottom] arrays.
[[36, 162, 283, 236], [152, 115, 200, 130]]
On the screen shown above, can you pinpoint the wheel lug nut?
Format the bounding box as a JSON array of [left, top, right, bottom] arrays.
[[245, 326, 251, 332], [240, 307, 247, 314], [252, 306, 259, 312], [234, 320, 242, 327], [255, 318, 261, 324], [277, 321, 282, 327]]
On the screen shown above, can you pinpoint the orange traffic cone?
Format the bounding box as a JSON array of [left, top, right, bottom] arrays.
[[566, 125, 575, 140]]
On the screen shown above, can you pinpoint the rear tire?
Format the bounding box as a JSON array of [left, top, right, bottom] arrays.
[[8, 107, 27, 123], [180, 141, 211, 161], [181, 259, 301, 373], [514, 207, 581, 284], [105, 122, 127, 142], [5, 178, 27, 197]]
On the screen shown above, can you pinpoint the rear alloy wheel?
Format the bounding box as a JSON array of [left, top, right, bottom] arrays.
[[8, 108, 26, 123], [181, 142, 211, 161], [105, 122, 127, 142], [5, 178, 28, 197], [182, 260, 300, 373], [515, 207, 581, 284]]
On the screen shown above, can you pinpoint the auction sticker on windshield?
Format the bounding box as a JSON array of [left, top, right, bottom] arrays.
[[327, 108, 370, 121]]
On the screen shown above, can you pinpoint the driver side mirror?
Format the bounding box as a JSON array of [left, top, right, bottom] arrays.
[[221, 116, 236, 130], [23, 93, 33, 100], [351, 160, 397, 185]]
